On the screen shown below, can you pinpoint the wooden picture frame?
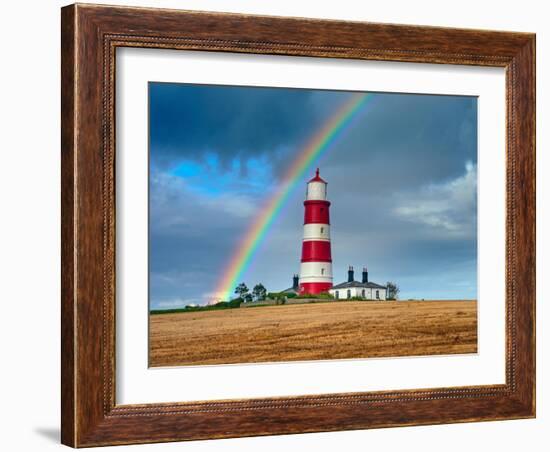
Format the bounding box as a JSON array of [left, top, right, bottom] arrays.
[[61, 3, 535, 447]]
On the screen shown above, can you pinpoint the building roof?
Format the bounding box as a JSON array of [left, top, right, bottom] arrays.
[[308, 168, 327, 184], [281, 287, 298, 294], [330, 280, 387, 290]]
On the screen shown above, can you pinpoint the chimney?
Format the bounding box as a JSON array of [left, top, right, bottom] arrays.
[[348, 266, 354, 282], [293, 274, 299, 290], [362, 267, 369, 283]]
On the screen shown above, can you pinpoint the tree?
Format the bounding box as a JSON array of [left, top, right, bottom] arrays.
[[234, 283, 249, 301], [252, 283, 267, 301], [386, 282, 400, 300]]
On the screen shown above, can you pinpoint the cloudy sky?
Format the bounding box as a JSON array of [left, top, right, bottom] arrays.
[[149, 82, 477, 309]]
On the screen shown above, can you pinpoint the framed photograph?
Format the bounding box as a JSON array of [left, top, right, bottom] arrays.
[[61, 3, 535, 447]]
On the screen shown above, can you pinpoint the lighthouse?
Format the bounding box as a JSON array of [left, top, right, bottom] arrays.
[[299, 168, 333, 295]]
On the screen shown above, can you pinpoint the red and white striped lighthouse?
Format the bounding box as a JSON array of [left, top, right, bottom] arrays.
[[299, 168, 333, 295]]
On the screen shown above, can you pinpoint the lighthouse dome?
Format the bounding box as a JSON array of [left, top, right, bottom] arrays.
[[308, 168, 327, 184], [306, 168, 327, 200]]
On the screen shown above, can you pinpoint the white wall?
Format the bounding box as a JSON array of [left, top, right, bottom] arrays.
[[299, 261, 333, 281], [303, 223, 331, 241], [0, 1, 546, 451], [330, 287, 387, 300]]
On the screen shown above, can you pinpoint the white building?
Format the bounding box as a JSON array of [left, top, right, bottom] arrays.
[[329, 266, 388, 300]]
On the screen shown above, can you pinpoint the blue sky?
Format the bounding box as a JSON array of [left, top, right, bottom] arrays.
[[149, 82, 477, 309]]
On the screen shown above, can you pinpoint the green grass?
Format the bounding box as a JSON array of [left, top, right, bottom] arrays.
[[149, 295, 386, 315], [150, 299, 243, 315]]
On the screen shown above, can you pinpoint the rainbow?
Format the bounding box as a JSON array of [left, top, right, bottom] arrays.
[[213, 92, 376, 302]]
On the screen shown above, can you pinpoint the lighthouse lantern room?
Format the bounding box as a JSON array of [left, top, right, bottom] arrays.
[[299, 169, 333, 295]]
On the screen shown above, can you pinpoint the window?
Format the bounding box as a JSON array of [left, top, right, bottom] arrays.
[[376, 290, 380, 299], [347, 289, 351, 299], [320, 227, 324, 234], [335, 291, 339, 299], [361, 289, 365, 298], [321, 268, 325, 275]]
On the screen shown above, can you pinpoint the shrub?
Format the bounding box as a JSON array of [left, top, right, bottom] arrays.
[[295, 292, 334, 299], [227, 298, 243, 308]]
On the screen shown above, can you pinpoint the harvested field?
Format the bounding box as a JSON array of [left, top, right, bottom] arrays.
[[149, 300, 477, 367]]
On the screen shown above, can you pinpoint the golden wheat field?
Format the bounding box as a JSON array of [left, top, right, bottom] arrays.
[[149, 300, 477, 367]]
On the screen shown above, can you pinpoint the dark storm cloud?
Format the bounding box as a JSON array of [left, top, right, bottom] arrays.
[[148, 83, 477, 308], [319, 93, 477, 191], [149, 83, 348, 175]]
